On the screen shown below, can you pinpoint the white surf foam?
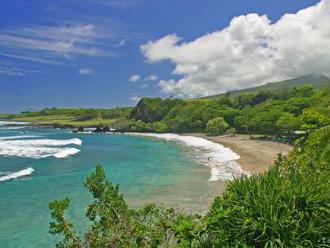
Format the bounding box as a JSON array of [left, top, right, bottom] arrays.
[[133, 133, 248, 181], [0, 167, 34, 182], [0, 138, 82, 159], [0, 135, 40, 140], [0, 126, 26, 130], [0, 138, 82, 146], [0, 121, 29, 126]]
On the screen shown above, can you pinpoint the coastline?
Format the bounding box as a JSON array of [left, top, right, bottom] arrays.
[[189, 133, 292, 173], [1, 120, 292, 175]]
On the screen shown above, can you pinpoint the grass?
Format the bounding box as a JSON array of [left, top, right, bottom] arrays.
[[8, 114, 119, 127], [0, 107, 132, 127]]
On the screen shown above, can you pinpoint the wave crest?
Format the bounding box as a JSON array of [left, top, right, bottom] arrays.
[[0, 137, 82, 159], [0, 167, 34, 182]]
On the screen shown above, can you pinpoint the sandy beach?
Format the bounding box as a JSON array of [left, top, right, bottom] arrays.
[[190, 134, 292, 174]]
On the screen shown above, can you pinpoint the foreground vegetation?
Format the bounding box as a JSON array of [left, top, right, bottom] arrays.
[[49, 124, 330, 247]]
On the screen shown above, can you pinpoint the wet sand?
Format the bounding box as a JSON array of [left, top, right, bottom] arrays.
[[189, 134, 292, 173]]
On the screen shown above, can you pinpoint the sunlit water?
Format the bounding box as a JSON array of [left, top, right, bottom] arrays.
[[0, 123, 229, 247]]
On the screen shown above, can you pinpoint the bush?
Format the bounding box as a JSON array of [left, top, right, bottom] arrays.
[[153, 122, 168, 133], [205, 152, 330, 247], [205, 117, 229, 135], [225, 127, 236, 136], [49, 165, 199, 247]]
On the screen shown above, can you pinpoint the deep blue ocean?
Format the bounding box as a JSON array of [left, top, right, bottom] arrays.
[[0, 122, 222, 247]]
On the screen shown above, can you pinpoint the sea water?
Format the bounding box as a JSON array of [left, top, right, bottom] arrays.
[[0, 122, 242, 247]]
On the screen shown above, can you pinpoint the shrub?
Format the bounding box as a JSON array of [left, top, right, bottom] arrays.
[[49, 166, 199, 247], [205, 134, 330, 247], [206, 117, 229, 135]]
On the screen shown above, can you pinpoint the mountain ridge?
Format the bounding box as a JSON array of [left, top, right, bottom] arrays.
[[204, 74, 330, 99]]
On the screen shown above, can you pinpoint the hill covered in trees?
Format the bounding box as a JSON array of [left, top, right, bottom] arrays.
[[204, 73, 330, 98], [127, 83, 330, 139]]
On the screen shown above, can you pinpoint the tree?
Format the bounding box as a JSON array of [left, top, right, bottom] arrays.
[[206, 117, 229, 135], [276, 113, 301, 137], [49, 166, 199, 247], [49, 198, 82, 248], [299, 110, 329, 133]]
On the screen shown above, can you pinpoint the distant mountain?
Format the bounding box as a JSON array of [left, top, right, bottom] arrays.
[[204, 74, 330, 98]]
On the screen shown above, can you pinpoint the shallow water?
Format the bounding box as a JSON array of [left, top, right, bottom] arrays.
[[0, 123, 227, 247]]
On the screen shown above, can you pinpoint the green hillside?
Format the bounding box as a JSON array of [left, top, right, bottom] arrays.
[[128, 82, 330, 139], [204, 74, 330, 99]]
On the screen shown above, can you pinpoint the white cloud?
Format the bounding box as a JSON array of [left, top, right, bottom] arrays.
[[129, 74, 141, 82], [0, 63, 36, 76], [130, 96, 141, 103], [141, 0, 330, 97], [140, 83, 148, 88], [0, 23, 117, 65], [144, 74, 158, 81], [78, 68, 93, 75]]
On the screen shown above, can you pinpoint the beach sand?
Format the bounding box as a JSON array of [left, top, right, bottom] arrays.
[[189, 134, 292, 174]]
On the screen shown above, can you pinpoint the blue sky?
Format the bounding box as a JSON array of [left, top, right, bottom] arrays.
[[0, 0, 322, 112]]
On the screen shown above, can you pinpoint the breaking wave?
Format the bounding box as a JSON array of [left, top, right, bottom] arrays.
[[133, 133, 248, 181], [0, 121, 29, 126], [0, 167, 34, 182], [0, 137, 82, 159]]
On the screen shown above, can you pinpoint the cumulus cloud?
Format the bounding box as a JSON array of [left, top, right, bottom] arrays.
[[129, 74, 141, 82], [141, 0, 330, 97], [78, 68, 93, 75]]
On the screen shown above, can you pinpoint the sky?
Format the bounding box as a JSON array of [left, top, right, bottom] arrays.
[[0, 0, 327, 113]]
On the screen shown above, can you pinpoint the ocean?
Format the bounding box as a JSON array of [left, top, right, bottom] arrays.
[[0, 121, 243, 247]]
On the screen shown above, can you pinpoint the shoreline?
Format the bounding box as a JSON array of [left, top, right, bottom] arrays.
[[1, 120, 292, 175], [189, 133, 292, 173], [131, 133, 245, 181]]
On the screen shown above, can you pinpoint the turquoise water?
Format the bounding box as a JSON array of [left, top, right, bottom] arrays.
[[0, 125, 223, 247]]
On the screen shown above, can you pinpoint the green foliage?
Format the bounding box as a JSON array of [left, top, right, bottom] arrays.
[[153, 122, 169, 133], [205, 148, 330, 247], [100, 107, 132, 119], [276, 113, 301, 135], [128, 96, 242, 133], [74, 109, 99, 121], [49, 198, 82, 248], [306, 125, 330, 163], [125, 85, 330, 136], [225, 127, 236, 136], [130, 97, 183, 123], [206, 117, 229, 135], [49, 165, 198, 247], [299, 110, 329, 133]]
